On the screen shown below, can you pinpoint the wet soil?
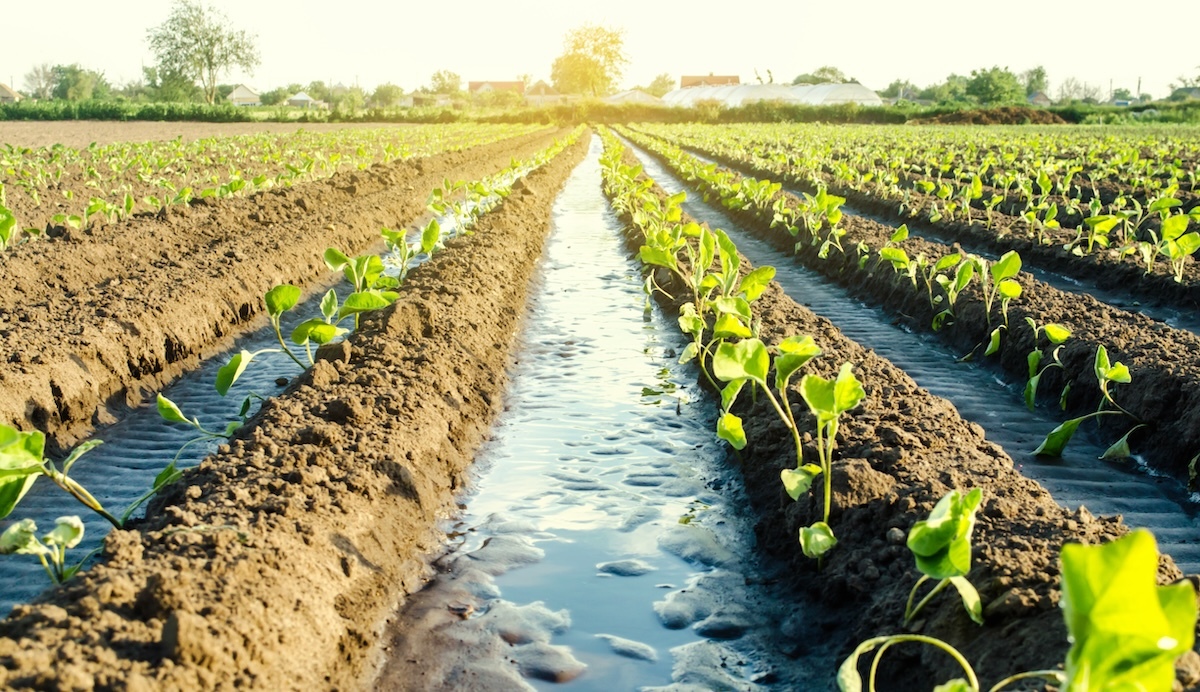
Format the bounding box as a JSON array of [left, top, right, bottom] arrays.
[[0, 134, 590, 690], [606, 141, 1200, 689], [0, 128, 562, 455], [626, 129, 1200, 485]]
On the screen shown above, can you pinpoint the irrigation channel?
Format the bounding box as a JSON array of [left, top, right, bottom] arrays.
[[673, 143, 1200, 337], [0, 158, 539, 614], [370, 137, 801, 689], [620, 137, 1200, 575]]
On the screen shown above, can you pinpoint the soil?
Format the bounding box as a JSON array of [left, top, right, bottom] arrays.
[[0, 121, 422, 149], [0, 127, 562, 456], [912, 107, 1068, 126], [607, 143, 1200, 689], [628, 129, 1200, 484], [0, 132, 590, 690]]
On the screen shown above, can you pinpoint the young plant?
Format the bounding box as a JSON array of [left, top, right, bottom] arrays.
[[838, 529, 1195, 692], [1034, 345, 1139, 457], [904, 488, 985, 625], [973, 250, 1022, 328], [1021, 319, 1071, 410], [1156, 213, 1200, 283], [0, 516, 90, 584], [932, 257, 975, 330]]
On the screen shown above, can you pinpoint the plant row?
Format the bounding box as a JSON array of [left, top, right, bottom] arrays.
[[0, 123, 546, 251], [635, 123, 1200, 292], [0, 125, 585, 588], [598, 127, 1197, 691], [618, 125, 1200, 484]]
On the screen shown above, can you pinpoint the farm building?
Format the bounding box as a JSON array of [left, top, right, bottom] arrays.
[[681, 75, 740, 88], [0, 83, 22, 104], [662, 82, 883, 108], [286, 92, 327, 109], [605, 89, 663, 105], [227, 84, 260, 107], [469, 81, 525, 95], [1028, 91, 1053, 107], [526, 80, 569, 106]]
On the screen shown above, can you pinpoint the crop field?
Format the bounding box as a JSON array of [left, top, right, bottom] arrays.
[[0, 122, 1198, 691]]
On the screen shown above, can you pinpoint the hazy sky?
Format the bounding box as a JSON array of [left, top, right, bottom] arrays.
[[3, 0, 1196, 99]]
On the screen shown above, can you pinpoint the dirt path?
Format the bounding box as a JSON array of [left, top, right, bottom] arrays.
[[0, 128, 561, 455], [0, 133, 590, 691]]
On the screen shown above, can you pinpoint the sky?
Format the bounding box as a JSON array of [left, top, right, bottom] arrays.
[[3, 0, 1197, 100]]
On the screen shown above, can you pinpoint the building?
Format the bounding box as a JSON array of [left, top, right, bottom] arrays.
[[526, 80, 568, 106], [468, 81, 525, 95], [227, 84, 260, 107], [1028, 91, 1053, 107], [286, 91, 327, 109], [605, 89, 663, 105], [0, 83, 23, 104], [662, 83, 883, 108], [681, 75, 740, 88]]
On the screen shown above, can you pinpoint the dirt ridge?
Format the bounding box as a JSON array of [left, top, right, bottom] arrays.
[[0, 133, 590, 690], [0, 128, 561, 455]]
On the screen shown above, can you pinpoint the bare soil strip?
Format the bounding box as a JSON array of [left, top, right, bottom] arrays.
[[0, 133, 589, 690], [607, 143, 1200, 689], [0, 128, 561, 455]]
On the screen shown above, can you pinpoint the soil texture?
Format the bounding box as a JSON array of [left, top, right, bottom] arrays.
[[0, 133, 589, 690]]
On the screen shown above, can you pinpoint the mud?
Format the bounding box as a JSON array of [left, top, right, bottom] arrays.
[[0, 127, 562, 455], [626, 128, 1200, 485], [606, 140, 1199, 689], [0, 133, 590, 690]]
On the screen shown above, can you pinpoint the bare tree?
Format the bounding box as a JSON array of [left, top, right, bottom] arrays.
[[22, 63, 55, 100]]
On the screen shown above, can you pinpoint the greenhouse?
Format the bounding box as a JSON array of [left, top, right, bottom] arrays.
[[661, 82, 883, 107]]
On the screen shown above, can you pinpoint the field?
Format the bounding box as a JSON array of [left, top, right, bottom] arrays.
[[0, 120, 1198, 691]]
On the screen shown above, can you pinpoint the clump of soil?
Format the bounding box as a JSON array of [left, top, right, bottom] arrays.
[[913, 106, 1067, 125]]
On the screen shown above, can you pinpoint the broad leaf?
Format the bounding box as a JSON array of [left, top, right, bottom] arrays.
[[1044, 323, 1071, 344], [323, 247, 350, 272], [738, 266, 776, 302], [216, 350, 256, 396], [712, 339, 769, 386], [717, 412, 746, 450], [991, 250, 1022, 281], [639, 246, 678, 272], [156, 394, 190, 425], [292, 319, 348, 346], [712, 313, 751, 339], [1034, 417, 1084, 456], [949, 576, 984, 625], [781, 464, 822, 501], [264, 284, 300, 317], [43, 516, 84, 549], [337, 290, 394, 320], [800, 521, 837, 559], [906, 488, 983, 580]]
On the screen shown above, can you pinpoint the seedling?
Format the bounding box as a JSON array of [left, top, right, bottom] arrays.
[[904, 488, 985, 625], [1034, 345, 1139, 458], [0, 516, 92, 584]]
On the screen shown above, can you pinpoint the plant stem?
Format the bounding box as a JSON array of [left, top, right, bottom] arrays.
[[987, 670, 1065, 692], [272, 318, 308, 370], [859, 635, 981, 691], [50, 473, 122, 528], [906, 576, 950, 623]]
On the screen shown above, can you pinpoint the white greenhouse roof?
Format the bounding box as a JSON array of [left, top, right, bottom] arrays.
[[662, 83, 882, 108]]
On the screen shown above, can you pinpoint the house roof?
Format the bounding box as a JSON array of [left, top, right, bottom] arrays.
[[288, 92, 314, 101], [681, 75, 740, 88], [527, 80, 557, 96], [468, 81, 525, 94], [228, 84, 259, 98], [0, 83, 22, 100]]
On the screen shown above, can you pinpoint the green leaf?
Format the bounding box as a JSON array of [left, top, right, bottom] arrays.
[[337, 291, 394, 320], [323, 247, 350, 272], [154, 461, 182, 490], [292, 319, 348, 346], [837, 639, 874, 692], [712, 339, 769, 386], [678, 342, 700, 364], [712, 313, 751, 339], [1044, 323, 1071, 344], [906, 488, 983, 580], [738, 266, 775, 302], [1161, 214, 1190, 242], [800, 521, 837, 559], [1100, 425, 1144, 460], [716, 412, 746, 450], [832, 363, 865, 415], [775, 336, 822, 390], [43, 515, 84, 549], [932, 680, 973, 692], [720, 379, 745, 412], [421, 219, 441, 255], [156, 394, 190, 425], [61, 439, 102, 474], [712, 296, 752, 321], [889, 224, 909, 244], [991, 250, 1022, 282], [934, 253, 961, 272], [216, 350, 256, 396], [948, 576, 984, 625], [698, 226, 715, 271], [1061, 530, 1197, 691], [879, 247, 909, 269], [953, 260, 976, 292], [1034, 417, 1084, 456], [985, 327, 1002, 356], [639, 246, 678, 272], [0, 518, 46, 555], [320, 289, 339, 321], [1024, 372, 1041, 411], [264, 284, 301, 318], [677, 310, 704, 339], [780, 464, 822, 501]]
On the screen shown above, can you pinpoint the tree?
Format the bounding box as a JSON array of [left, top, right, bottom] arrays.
[[550, 23, 628, 96], [1056, 77, 1084, 103], [427, 70, 461, 95], [793, 66, 854, 85], [1112, 87, 1133, 102], [260, 87, 289, 106], [142, 65, 201, 102], [305, 81, 333, 102], [1021, 66, 1049, 96], [880, 79, 918, 99], [50, 65, 111, 101], [146, 0, 259, 105], [22, 63, 54, 100], [920, 74, 970, 103], [643, 73, 675, 98], [370, 83, 404, 108], [965, 66, 1025, 105]]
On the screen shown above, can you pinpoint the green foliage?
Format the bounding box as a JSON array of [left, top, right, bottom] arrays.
[[146, 0, 260, 105], [551, 23, 628, 96], [905, 488, 985, 625]]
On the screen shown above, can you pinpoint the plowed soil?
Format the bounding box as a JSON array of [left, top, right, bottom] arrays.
[[608, 146, 1200, 688], [0, 128, 561, 455], [0, 133, 590, 691]]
